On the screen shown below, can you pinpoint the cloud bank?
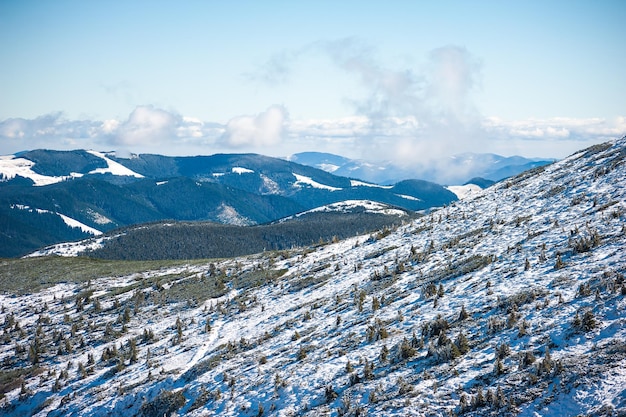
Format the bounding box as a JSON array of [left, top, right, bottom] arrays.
[[1, 107, 623, 159]]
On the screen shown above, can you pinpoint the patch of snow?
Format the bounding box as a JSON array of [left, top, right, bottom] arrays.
[[216, 203, 254, 226], [231, 167, 254, 174], [57, 213, 102, 235], [0, 155, 83, 186], [27, 235, 112, 257], [86, 150, 144, 178], [446, 184, 483, 199], [86, 208, 113, 225], [11, 204, 102, 236], [319, 163, 340, 172], [395, 193, 421, 201], [295, 200, 407, 217], [156, 180, 168, 186], [260, 174, 281, 195], [293, 173, 342, 191], [350, 179, 393, 189]]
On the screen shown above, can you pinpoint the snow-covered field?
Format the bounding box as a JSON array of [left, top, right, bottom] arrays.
[[0, 138, 625, 416]]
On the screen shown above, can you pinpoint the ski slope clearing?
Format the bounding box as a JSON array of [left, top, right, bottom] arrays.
[[0, 137, 625, 417]]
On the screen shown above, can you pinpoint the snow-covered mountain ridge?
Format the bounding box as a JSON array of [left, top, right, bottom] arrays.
[[0, 137, 624, 416], [0, 150, 457, 257]]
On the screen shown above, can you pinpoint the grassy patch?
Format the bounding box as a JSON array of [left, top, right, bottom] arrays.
[[0, 256, 210, 294]]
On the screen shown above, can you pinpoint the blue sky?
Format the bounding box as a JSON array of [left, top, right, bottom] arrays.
[[0, 0, 624, 162]]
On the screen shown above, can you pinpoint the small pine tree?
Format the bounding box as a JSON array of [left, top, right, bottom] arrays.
[[294, 346, 307, 361], [474, 386, 485, 407], [399, 338, 416, 360], [541, 346, 552, 373], [372, 297, 380, 311], [494, 357, 505, 375], [122, 307, 131, 324], [496, 385, 506, 408], [455, 332, 470, 355], [458, 305, 469, 321], [380, 344, 389, 363], [175, 317, 183, 344], [581, 310, 597, 331], [129, 338, 138, 363], [459, 393, 469, 412], [78, 362, 87, 379], [324, 384, 338, 403], [363, 360, 374, 379], [345, 359, 353, 373], [555, 253, 565, 270]]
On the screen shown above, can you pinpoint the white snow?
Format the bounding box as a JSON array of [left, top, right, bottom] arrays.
[[394, 193, 421, 201], [293, 173, 342, 191], [231, 167, 254, 174], [294, 199, 408, 217], [216, 203, 254, 226], [447, 184, 483, 199], [10, 204, 102, 236], [0, 155, 83, 186], [319, 163, 340, 172], [350, 179, 393, 189], [86, 150, 144, 178], [0, 150, 143, 186], [27, 236, 112, 257], [57, 213, 102, 235], [86, 208, 113, 225]]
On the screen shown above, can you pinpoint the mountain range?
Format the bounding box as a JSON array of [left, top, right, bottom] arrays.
[[0, 149, 457, 257], [287, 151, 554, 185], [0, 136, 623, 416]]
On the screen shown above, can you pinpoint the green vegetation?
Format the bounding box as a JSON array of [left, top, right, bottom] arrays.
[[0, 256, 210, 294]]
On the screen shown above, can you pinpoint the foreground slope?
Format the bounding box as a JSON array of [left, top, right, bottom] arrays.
[[0, 137, 624, 416]]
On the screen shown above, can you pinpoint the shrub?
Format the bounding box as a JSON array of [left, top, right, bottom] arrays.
[[138, 389, 186, 417]]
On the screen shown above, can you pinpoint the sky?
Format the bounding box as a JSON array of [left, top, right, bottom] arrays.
[[0, 0, 625, 163]]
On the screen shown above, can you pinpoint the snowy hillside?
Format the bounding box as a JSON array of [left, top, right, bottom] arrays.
[[0, 138, 625, 416], [0, 150, 143, 186]]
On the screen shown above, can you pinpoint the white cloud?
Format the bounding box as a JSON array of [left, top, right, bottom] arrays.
[[111, 105, 180, 146], [220, 105, 287, 148], [0, 106, 623, 161]]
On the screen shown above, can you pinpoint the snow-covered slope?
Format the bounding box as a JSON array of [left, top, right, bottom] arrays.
[[446, 184, 483, 200], [0, 150, 143, 186], [285, 200, 409, 220], [0, 138, 625, 416], [0, 155, 83, 186]]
